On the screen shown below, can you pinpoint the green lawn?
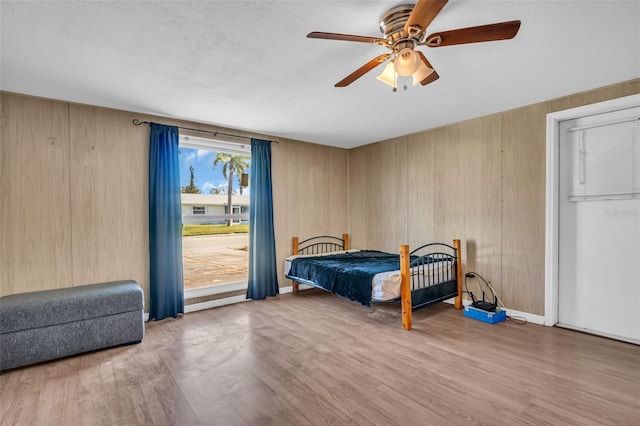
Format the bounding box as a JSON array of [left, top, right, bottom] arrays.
[[183, 223, 249, 237]]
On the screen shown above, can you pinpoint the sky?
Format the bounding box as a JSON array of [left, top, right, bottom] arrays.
[[179, 147, 251, 195]]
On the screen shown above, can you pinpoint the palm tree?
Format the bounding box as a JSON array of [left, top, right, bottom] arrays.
[[213, 153, 250, 226]]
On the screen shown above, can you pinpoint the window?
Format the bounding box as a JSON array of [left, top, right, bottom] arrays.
[[569, 120, 640, 201], [178, 135, 251, 298]]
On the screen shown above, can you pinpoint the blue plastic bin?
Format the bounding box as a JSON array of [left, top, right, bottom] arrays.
[[463, 305, 507, 324]]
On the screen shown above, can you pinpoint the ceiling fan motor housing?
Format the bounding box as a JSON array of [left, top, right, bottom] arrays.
[[379, 4, 419, 52]]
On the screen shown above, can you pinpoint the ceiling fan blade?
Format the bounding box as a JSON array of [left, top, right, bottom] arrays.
[[307, 31, 384, 44], [335, 54, 390, 87], [404, 0, 449, 37], [424, 20, 521, 47], [415, 51, 440, 86]]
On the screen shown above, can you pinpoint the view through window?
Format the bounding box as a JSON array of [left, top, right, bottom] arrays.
[[179, 135, 251, 295]]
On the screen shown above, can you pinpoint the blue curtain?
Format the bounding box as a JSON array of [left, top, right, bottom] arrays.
[[247, 139, 279, 300], [148, 123, 184, 320]]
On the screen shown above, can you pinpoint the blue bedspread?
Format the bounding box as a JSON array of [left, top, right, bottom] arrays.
[[288, 251, 402, 307]]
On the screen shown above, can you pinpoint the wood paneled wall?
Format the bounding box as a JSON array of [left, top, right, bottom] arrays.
[[273, 138, 349, 281], [67, 104, 149, 295], [0, 92, 349, 306], [1, 95, 73, 293], [348, 138, 408, 253], [3, 79, 637, 316], [348, 79, 640, 315], [0, 94, 151, 305]]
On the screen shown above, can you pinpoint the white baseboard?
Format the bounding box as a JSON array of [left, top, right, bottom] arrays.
[[184, 281, 247, 299], [184, 283, 315, 313], [185, 294, 250, 313], [443, 298, 545, 325], [145, 285, 312, 320], [503, 307, 545, 325], [183, 283, 315, 313], [144, 295, 249, 320]]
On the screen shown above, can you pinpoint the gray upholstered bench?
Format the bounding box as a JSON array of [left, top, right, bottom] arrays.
[[0, 280, 144, 371]]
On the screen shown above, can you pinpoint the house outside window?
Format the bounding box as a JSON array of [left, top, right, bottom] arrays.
[[192, 206, 205, 215]]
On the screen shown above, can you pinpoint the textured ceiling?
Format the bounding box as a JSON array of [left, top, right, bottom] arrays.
[[1, 1, 639, 149]]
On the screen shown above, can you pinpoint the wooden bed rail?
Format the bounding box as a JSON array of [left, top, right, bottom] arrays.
[[292, 237, 299, 294], [400, 245, 412, 330], [292, 236, 299, 256], [453, 239, 463, 309], [400, 238, 463, 331]]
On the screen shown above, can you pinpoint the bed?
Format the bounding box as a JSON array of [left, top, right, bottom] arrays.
[[285, 234, 463, 330]]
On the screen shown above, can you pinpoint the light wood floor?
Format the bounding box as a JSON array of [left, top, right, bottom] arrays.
[[1, 289, 639, 425]]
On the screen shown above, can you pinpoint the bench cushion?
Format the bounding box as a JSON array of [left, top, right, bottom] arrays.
[[0, 281, 143, 334]]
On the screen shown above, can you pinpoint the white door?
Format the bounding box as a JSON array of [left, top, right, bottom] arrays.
[[558, 107, 640, 344]]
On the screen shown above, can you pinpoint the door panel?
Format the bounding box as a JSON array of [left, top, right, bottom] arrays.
[[558, 107, 640, 343]]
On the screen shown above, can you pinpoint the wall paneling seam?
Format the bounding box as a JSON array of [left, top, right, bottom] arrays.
[[67, 103, 74, 287], [347, 149, 350, 237], [405, 136, 409, 245], [499, 114, 504, 304]]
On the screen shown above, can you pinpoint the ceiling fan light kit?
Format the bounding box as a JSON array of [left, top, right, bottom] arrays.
[[376, 54, 435, 91], [394, 48, 421, 76], [376, 62, 398, 90], [412, 60, 435, 86], [307, 0, 521, 91]]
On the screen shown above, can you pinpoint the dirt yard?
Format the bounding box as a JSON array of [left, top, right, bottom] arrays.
[[182, 234, 249, 290]]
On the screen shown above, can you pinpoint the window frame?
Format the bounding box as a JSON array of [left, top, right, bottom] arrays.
[[179, 134, 251, 299]]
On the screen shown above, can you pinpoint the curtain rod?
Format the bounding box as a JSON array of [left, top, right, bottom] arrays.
[[132, 119, 277, 143]]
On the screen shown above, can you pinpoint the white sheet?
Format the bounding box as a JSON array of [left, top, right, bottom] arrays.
[[284, 251, 453, 302]]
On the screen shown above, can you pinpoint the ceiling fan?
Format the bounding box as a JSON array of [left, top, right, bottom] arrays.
[[307, 0, 521, 91]]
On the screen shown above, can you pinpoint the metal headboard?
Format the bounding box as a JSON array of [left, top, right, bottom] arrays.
[[292, 234, 349, 255]]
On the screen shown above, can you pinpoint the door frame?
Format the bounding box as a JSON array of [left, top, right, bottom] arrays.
[[544, 94, 640, 326]]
